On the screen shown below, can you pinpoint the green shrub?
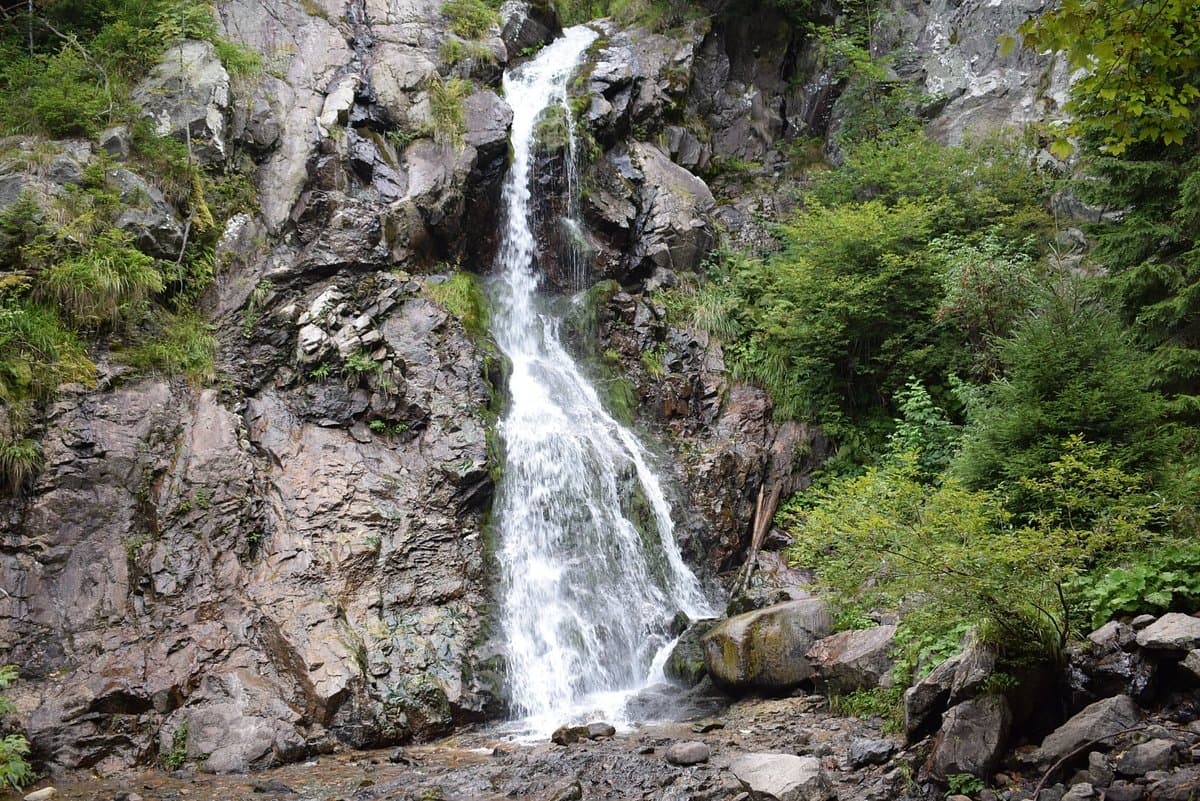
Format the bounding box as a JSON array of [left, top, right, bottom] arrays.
[[0, 437, 41, 495], [0, 665, 34, 790], [0, 300, 95, 406], [1074, 544, 1200, 631], [37, 228, 164, 328], [28, 48, 113, 138], [810, 130, 1052, 243], [954, 286, 1168, 507], [427, 76, 472, 147], [120, 309, 217, 382], [441, 0, 499, 38]]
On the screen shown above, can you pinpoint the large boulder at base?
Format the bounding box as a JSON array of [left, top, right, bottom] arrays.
[[665, 618, 718, 686], [806, 625, 896, 695], [1135, 613, 1200, 652], [702, 599, 833, 693], [728, 753, 834, 801], [1037, 695, 1141, 764], [904, 653, 962, 739], [926, 695, 1012, 780], [131, 40, 231, 166]]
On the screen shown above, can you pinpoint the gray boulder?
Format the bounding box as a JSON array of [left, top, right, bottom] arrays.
[[499, 0, 560, 56], [904, 653, 962, 739], [806, 625, 897, 695], [728, 753, 834, 801], [701, 599, 833, 693], [926, 695, 1012, 780], [1182, 649, 1200, 680], [949, 640, 997, 703], [108, 168, 186, 259], [848, 737, 895, 768], [131, 40, 231, 166], [1038, 696, 1141, 764], [631, 143, 715, 277], [664, 618, 717, 686], [1115, 739, 1182, 776], [1135, 613, 1200, 652]]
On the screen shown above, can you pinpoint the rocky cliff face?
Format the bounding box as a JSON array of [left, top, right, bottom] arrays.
[[0, 0, 1074, 775]]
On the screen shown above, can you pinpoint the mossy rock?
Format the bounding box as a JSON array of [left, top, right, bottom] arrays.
[[701, 599, 833, 694]]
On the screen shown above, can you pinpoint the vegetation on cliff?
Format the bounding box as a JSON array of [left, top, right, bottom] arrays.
[[659, 0, 1200, 685], [0, 1, 257, 493]]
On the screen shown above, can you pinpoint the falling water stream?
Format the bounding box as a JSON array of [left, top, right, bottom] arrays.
[[491, 26, 715, 734]]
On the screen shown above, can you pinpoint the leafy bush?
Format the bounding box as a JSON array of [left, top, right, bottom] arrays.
[[119, 310, 217, 382], [954, 286, 1168, 508], [37, 228, 164, 328], [441, 0, 499, 38], [1075, 545, 1200, 631], [0, 665, 34, 791], [934, 232, 1043, 380], [810, 131, 1052, 243]]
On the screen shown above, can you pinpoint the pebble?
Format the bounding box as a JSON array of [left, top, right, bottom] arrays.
[[24, 789, 58, 801]]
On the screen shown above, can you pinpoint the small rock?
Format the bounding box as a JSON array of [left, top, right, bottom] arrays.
[[1087, 751, 1114, 787], [1135, 614, 1200, 651], [24, 790, 58, 801], [728, 753, 834, 801], [548, 780, 582, 801], [848, 738, 895, 768], [252, 779, 296, 794], [586, 722, 616, 739], [1117, 739, 1180, 776], [638, 744, 655, 755], [690, 718, 725, 733], [1061, 783, 1095, 801], [551, 725, 591, 746], [665, 741, 711, 766], [947, 796, 972, 801], [1130, 615, 1157, 630], [1038, 696, 1141, 764], [1102, 780, 1144, 801]]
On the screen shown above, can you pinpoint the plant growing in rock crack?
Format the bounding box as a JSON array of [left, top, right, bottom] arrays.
[[0, 665, 34, 790], [426, 75, 472, 148], [945, 773, 985, 797], [162, 722, 188, 771], [342, 351, 381, 387]]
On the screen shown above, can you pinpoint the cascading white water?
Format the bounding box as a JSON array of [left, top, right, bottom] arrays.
[[492, 26, 714, 732]]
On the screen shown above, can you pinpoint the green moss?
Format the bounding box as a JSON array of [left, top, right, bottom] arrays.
[[423, 272, 491, 339]]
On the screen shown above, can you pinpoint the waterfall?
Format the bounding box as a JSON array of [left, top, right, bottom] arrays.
[[491, 26, 714, 733]]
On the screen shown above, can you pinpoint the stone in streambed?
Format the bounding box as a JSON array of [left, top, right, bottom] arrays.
[[586, 722, 616, 739], [806, 624, 896, 695], [665, 741, 710, 766], [1135, 613, 1200, 652], [728, 753, 834, 801], [1037, 695, 1141, 764]]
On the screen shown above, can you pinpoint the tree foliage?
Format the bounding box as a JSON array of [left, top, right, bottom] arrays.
[[1018, 0, 1200, 155]]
